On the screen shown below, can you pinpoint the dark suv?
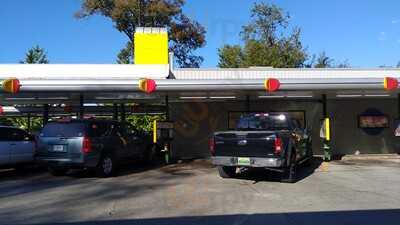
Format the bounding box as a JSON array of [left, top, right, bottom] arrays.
[[36, 119, 155, 177]]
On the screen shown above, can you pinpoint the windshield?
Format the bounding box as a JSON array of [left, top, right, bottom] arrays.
[[40, 122, 86, 137], [236, 113, 290, 130]]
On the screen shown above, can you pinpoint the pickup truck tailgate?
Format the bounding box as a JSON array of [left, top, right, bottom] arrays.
[[214, 131, 278, 158]]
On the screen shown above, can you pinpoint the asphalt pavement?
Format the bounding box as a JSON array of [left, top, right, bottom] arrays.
[[0, 158, 399, 225]]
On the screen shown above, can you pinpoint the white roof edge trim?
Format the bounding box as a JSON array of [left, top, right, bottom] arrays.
[[173, 68, 400, 71], [0, 64, 170, 79]]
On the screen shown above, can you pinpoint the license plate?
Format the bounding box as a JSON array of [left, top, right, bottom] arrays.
[[52, 145, 66, 152], [237, 157, 251, 166]]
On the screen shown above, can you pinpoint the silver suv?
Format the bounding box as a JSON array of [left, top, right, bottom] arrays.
[[36, 119, 155, 177], [0, 126, 36, 169]]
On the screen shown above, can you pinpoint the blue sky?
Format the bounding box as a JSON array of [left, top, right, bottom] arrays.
[[1, 0, 400, 68]]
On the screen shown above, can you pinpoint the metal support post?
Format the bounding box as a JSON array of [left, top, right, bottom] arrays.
[[78, 94, 84, 119], [43, 104, 49, 126], [120, 104, 126, 122], [321, 94, 331, 161], [113, 104, 119, 121]]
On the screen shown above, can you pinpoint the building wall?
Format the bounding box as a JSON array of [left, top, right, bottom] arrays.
[[328, 99, 400, 155], [170, 99, 399, 159]]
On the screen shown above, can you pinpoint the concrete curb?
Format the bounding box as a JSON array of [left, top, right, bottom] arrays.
[[341, 154, 400, 161]]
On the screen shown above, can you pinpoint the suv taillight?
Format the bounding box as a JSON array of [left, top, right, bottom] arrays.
[[82, 136, 92, 153], [209, 137, 216, 156], [274, 137, 282, 154]]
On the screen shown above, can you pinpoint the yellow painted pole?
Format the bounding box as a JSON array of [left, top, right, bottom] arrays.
[[153, 120, 157, 144], [325, 118, 331, 141]]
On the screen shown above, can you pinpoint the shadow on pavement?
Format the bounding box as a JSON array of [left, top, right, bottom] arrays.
[[0, 165, 47, 181], [19, 209, 400, 225]]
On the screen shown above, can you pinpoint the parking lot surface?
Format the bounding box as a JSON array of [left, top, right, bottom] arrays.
[[0, 158, 399, 225]]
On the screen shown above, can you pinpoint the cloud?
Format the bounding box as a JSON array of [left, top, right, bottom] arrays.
[[378, 31, 387, 41], [392, 19, 400, 24]]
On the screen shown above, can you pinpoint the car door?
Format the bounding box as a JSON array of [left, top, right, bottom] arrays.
[[0, 127, 11, 165], [9, 128, 35, 164]]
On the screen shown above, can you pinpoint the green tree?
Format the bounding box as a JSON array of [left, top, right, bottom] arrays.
[[314, 52, 333, 68], [117, 42, 133, 64], [126, 114, 165, 132], [218, 2, 307, 68], [76, 0, 206, 68], [20, 45, 49, 64], [217, 45, 244, 68]]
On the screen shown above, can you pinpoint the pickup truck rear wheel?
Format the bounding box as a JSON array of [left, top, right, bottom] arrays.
[[217, 166, 236, 178], [96, 154, 116, 178], [281, 151, 297, 183]]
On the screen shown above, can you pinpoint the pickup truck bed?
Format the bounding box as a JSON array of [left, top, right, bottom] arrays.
[[209, 113, 313, 183]]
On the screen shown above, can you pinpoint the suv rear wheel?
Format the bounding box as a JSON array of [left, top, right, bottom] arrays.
[[218, 166, 237, 178], [48, 166, 68, 176], [96, 154, 116, 178]]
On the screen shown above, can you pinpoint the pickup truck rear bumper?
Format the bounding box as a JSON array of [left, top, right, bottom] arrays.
[[212, 156, 284, 168]]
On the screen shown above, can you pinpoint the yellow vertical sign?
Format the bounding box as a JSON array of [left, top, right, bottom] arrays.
[[325, 118, 331, 141], [134, 27, 169, 65], [153, 120, 157, 144]]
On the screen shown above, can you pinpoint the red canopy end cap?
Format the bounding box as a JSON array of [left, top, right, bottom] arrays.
[[265, 78, 280, 92], [2, 78, 21, 94], [138, 78, 157, 94], [384, 77, 398, 91]]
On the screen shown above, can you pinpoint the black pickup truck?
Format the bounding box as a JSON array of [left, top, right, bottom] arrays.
[[209, 113, 313, 183]]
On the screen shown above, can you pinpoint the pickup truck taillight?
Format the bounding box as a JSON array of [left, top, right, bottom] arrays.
[[274, 137, 282, 154], [82, 136, 92, 153], [209, 137, 216, 156]]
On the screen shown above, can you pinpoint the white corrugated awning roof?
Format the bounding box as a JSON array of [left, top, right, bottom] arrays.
[[172, 68, 400, 80]]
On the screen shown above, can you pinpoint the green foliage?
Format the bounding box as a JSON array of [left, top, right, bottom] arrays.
[[126, 114, 166, 132], [0, 117, 43, 133], [20, 45, 49, 64], [314, 52, 333, 68], [307, 52, 350, 68], [76, 0, 206, 67], [117, 41, 133, 64], [217, 45, 243, 68], [218, 2, 307, 68]]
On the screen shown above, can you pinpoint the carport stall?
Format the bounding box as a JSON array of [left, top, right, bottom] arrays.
[[1, 65, 400, 159], [168, 68, 400, 158]]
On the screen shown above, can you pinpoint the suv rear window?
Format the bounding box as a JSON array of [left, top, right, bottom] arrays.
[[40, 122, 87, 137]]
